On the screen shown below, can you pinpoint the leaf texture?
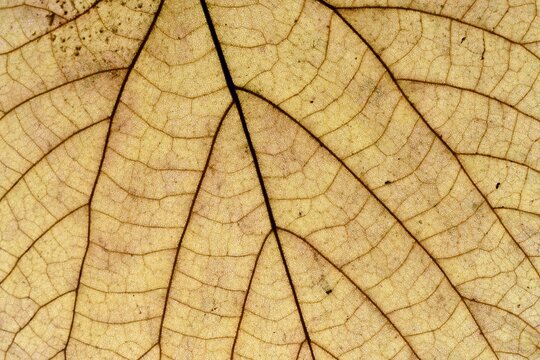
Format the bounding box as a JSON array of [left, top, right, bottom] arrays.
[[0, 0, 539, 359]]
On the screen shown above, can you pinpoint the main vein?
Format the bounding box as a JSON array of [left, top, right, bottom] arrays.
[[199, 1, 316, 358]]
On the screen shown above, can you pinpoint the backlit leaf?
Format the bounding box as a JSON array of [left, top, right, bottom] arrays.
[[0, 0, 539, 359]]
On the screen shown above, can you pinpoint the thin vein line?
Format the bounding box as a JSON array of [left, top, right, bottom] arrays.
[[0, 205, 86, 285], [230, 231, 272, 359], [0, 0, 104, 56], [0, 68, 126, 123], [456, 153, 539, 174], [0, 118, 109, 203], [399, 78, 540, 124], [338, 5, 540, 63]]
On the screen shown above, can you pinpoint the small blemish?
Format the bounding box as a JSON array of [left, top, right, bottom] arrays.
[[496, 182, 501, 189], [384, 180, 391, 185], [325, 289, 332, 295], [47, 13, 55, 26], [461, 36, 466, 43]]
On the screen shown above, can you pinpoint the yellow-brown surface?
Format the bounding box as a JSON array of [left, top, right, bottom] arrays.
[[0, 0, 539, 359]]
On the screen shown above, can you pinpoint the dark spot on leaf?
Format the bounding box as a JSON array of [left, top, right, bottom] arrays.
[[384, 180, 391, 185], [461, 36, 466, 43], [47, 13, 55, 26], [496, 182, 500, 189], [325, 289, 332, 295]]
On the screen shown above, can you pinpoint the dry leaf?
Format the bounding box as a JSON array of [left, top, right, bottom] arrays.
[[0, 0, 539, 359]]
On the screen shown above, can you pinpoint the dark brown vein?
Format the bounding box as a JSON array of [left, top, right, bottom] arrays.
[[0, 68, 126, 122], [200, 1, 316, 358], [277, 227, 420, 359], [64, 0, 166, 350], [156, 102, 233, 356], [0, 4, 67, 20], [322, 0, 540, 293], [0, 205, 86, 285], [5, 291, 74, 353], [230, 231, 272, 359], [494, 207, 540, 217], [0, 118, 108, 203], [399, 78, 540, 124], [337, 5, 540, 62], [238, 85, 499, 358], [464, 298, 540, 336], [456, 153, 540, 174]]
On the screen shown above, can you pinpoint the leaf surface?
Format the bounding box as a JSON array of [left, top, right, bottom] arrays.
[[0, 0, 539, 359]]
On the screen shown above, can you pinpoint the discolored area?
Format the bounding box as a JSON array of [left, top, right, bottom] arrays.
[[0, 0, 538, 359]]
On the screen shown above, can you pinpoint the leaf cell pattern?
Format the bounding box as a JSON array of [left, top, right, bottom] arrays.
[[0, 0, 539, 359]]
